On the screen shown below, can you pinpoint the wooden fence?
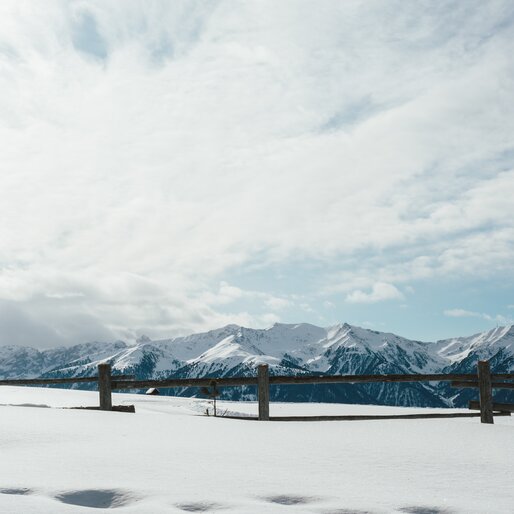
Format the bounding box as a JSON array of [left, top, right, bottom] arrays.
[[1, 361, 513, 423], [110, 361, 513, 423], [0, 370, 134, 412]]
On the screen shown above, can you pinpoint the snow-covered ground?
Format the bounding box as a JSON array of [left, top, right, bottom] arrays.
[[0, 387, 512, 513]]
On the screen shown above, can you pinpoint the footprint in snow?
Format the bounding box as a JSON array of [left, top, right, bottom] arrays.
[[0, 488, 32, 495], [322, 510, 374, 514], [176, 502, 225, 512], [264, 495, 316, 505], [399, 507, 454, 514], [54, 489, 137, 509]]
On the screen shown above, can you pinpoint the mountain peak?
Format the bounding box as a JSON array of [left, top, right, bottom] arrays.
[[220, 323, 241, 330]]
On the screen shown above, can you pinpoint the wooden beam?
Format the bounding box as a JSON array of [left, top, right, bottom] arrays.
[[469, 400, 514, 413], [98, 363, 112, 411], [68, 405, 135, 413], [451, 381, 514, 389], [222, 412, 511, 422], [257, 364, 270, 421], [111, 376, 258, 390], [111, 373, 494, 390], [492, 373, 514, 380], [2, 372, 510, 390], [110, 372, 514, 391], [491, 382, 514, 389], [268, 373, 478, 385], [478, 360, 494, 424], [0, 374, 133, 386]]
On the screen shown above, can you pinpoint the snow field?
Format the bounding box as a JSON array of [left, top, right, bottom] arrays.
[[0, 386, 513, 513]]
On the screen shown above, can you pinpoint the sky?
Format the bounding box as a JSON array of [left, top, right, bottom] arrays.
[[1, 0, 514, 347]]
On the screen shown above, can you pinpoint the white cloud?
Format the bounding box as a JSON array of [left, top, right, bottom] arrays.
[[346, 283, 404, 304], [264, 297, 291, 310], [444, 309, 482, 318], [207, 282, 245, 305], [300, 303, 314, 312], [443, 309, 512, 326], [0, 1, 513, 344], [203, 282, 290, 310]]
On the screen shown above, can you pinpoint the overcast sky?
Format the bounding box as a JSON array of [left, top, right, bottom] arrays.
[[1, 0, 514, 347]]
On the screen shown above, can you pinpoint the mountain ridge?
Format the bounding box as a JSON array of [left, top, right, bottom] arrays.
[[1, 322, 513, 407]]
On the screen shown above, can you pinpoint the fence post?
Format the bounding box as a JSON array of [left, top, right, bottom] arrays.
[[258, 364, 270, 421], [98, 363, 112, 411], [477, 360, 494, 424]]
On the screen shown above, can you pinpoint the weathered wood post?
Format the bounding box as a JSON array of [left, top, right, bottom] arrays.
[[477, 360, 494, 424], [98, 363, 112, 411], [257, 364, 270, 421]]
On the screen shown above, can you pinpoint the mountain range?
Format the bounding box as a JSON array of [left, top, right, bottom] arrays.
[[1, 322, 513, 408]]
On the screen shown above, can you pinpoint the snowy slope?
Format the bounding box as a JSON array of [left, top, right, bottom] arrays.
[[436, 324, 514, 363], [0, 386, 513, 513], [0, 341, 128, 379], [1, 323, 514, 407]]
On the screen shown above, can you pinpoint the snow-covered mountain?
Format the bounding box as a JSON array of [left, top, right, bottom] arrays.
[[1, 323, 513, 407]]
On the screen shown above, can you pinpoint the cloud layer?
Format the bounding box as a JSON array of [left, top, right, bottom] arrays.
[[1, 1, 514, 345]]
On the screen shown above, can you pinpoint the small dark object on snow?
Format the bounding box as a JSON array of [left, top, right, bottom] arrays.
[[146, 388, 160, 395], [201, 381, 220, 416], [67, 405, 135, 413]]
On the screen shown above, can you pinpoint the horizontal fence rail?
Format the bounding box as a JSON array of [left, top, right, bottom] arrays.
[[0, 374, 134, 386], [270, 373, 480, 384], [111, 372, 514, 390], [491, 373, 514, 380], [111, 376, 258, 390], [223, 412, 512, 422], [451, 381, 514, 390], [3, 373, 512, 390]]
